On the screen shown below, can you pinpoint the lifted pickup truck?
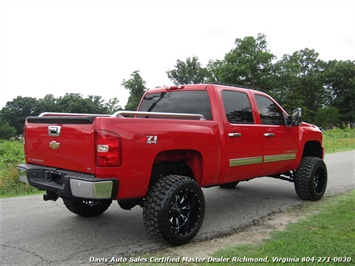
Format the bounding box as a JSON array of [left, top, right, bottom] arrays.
[[18, 83, 327, 245]]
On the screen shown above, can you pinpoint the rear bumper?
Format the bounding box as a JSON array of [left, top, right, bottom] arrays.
[[17, 164, 118, 200]]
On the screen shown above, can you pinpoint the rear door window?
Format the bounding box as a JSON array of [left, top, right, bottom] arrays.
[[221, 90, 254, 124]]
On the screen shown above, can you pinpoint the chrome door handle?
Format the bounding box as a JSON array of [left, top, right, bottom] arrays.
[[228, 133, 242, 138], [264, 133, 275, 137]]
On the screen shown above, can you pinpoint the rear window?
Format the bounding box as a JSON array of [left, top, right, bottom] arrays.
[[138, 91, 212, 120]]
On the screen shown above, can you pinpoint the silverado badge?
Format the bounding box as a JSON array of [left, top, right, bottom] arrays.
[[49, 141, 60, 150]]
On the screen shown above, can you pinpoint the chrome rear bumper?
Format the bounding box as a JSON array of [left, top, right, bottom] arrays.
[[17, 164, 118, 200]]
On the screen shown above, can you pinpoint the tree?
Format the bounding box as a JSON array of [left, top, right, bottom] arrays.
[[209, 33, 275, 91], [105, 97, 121, 113], [122, 71, 146, 111], [270, 49, 327, 122], [315, 106, 340, 129], [0, 118, 16, 139], [37, 94, 59, 113], [323, 60, 355, 124], [166, 56, 209, 85], [56, 93, 108, 114], [0, 96, 41, 135]]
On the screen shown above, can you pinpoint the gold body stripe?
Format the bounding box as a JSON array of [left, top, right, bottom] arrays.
[[229, 153, 297, 167], [229, 157, 263, 167], [263, 153, 297, 163]]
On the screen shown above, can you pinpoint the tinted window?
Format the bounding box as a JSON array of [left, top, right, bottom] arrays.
[[139, 91, 212, 120], [255, 95, 285, 125], [222, 90, 254, 124]]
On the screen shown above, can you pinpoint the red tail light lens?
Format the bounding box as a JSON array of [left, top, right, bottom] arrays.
[[95, 129, 121, 167]]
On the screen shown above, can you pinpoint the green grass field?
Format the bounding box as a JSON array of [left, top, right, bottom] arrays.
[[0, 139, 38, 197], [208, 190, 355, 266], [323, 128, 355, 153]]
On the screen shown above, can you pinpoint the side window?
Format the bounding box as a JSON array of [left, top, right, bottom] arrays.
[[255, 95, 285, 125], [222, 90, 254, 124]]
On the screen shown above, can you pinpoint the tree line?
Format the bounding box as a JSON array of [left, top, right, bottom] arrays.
[[1, 33, 354, 139]]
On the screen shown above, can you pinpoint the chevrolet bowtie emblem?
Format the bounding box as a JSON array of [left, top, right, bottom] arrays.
[[49, 141, 60, 150]]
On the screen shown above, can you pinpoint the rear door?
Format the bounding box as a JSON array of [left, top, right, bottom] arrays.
[[221, 89, 263, 182]]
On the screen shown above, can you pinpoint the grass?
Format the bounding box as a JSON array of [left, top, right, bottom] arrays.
[[323, 128, 355, 153], [0, 128, 354, 198], [207, 190, 355, 266], [0, 139, 39, 197]]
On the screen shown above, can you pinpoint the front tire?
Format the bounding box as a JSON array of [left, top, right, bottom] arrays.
[[294, 157, 327, 201], [143, 175, 205, 246], [62, 198, 112, 217]]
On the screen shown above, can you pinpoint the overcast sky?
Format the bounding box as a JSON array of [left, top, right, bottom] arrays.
[[0, 0, 354, 109]]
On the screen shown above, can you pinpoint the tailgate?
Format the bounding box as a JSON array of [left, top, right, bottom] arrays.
[[24, 116, 96, 174]]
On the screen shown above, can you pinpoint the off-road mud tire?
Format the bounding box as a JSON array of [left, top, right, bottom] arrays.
[[143, 175, 205, 246], [294, 157, 327, 201], [62, 198, 112, 217]]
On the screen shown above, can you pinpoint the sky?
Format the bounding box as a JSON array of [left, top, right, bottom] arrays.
[[0, 0, 354, 109]]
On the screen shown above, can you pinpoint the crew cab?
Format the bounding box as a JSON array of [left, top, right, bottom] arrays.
[[18, 83, 327, 245]]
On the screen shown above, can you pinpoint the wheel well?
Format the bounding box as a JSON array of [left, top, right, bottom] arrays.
[[149, 162, 194, 187], [302, 141, 323, 158], [149, 150, 202, 187]]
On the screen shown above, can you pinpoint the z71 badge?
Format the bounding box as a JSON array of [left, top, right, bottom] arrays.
[[146, 136, 158, 144], [135, 135, 158, 144]]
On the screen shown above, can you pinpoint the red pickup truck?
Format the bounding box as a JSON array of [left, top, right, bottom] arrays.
[[18, 83, 327, 245]]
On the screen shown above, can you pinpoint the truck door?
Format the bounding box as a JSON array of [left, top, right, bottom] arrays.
[[254, 94, 299, 176], [221, 90, 263, 182]]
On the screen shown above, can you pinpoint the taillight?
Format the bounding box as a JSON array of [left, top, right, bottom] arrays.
[[95, 129, 121, 167]]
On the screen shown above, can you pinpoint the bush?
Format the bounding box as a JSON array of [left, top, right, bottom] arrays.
[[0, 140, 39, 197]]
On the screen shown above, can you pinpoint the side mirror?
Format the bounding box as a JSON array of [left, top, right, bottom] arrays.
[[291, 108, 302, 126]]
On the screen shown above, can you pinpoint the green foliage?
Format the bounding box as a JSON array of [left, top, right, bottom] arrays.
[[122, 70, 146, 111], [166, 56, 209, 85], [208, 33, 276, 91], [165, 33, 354, 126], [0, 93, 120, 138], [0, 96, 40, 136], [0, 139, 24, 164], [324, 60, 355, 123], [104, 97, 122, 113], [0, 118, 16, 139], [0, 140, 39, 196], [315, 106, 340, 129], [323, 128, 355, 153], [270, 49, 327, 123]]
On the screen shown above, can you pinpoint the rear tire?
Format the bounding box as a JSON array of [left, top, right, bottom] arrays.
[[62, 198, 112, 217], [294, 157, 327, 201], [143, 175, 205, 246]]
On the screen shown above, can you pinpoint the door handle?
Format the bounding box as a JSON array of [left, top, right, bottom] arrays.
[[228, 133, 242, 138], [264, 133, 275, 137]]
